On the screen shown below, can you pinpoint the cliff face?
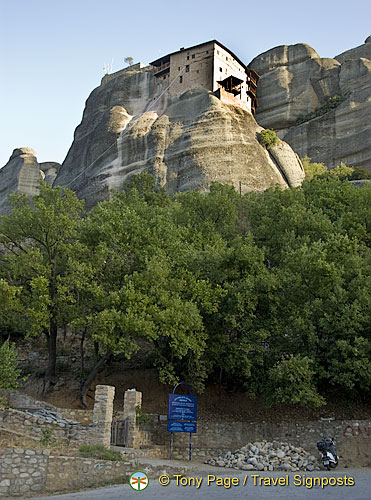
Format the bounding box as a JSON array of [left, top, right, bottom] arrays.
[[53, 66, 304, 208], [249, 37, 371, 170], [0, 149, 60, 214]]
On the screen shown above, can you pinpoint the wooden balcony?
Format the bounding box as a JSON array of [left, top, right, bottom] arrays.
[[152, 62, 170, 75]]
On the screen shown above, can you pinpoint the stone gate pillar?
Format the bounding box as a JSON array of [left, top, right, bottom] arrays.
[[92, 385, 115, 448], [123, 389, 142, 448]]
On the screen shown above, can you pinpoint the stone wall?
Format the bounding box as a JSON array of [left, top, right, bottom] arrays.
[[0, 447, 128, 497], [139, 416, 371, 463], [7, 391, 93, 424], [0, 447, 49, 496], [0, 407, 94, 447]]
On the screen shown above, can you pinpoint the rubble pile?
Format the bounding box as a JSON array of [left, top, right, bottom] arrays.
[[206, 440, 320, 472], [15, 408, 79, 426]]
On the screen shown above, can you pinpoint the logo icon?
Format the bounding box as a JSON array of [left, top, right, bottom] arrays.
[[130, 471, 149, 491]]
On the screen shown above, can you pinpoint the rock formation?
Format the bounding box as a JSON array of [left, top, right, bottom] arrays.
[[53, 65, 304, 209], [0, 148, 60, 214], [249, 36, 371, 170]]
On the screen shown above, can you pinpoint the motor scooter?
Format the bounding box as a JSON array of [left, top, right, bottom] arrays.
[[316, 438, 338, 470]]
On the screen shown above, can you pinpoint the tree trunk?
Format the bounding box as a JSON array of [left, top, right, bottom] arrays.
[[80, 328, 86, 373], [80, 350, 112, 408], [42, 323, 58, 397]]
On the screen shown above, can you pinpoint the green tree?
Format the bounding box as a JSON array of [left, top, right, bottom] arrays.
[[328, 162, 354, 180], [0, 339, 21, 390], [124, 56, 134, 66], [267, 355, 325, 407], [301, 156, 328, 180], [0, 183, 85, 395], [75, 179, 223, 398]]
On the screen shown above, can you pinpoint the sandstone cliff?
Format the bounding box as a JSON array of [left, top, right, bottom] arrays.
[[52, 65, 304, 208], [0, 149, 60, 214], [249, 37, 371, 170]]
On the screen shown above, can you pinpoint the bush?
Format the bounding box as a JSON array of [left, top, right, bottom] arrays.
[[0, 340, 21, 389], [135, 405, 150, 426], [79, 444, 122, 461], [348, 166, 371, 181], [259, 129, 279, 149], [301, 156, 328, 180], [296, 95, 346, 125]]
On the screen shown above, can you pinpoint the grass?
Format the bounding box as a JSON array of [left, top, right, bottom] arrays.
[[79, 444, 123, 461], [0, 430, 72, 455]]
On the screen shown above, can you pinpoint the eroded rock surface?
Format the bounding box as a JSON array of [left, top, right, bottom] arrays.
[[249, 37, 371, 170], [0, 149, 60, 214], [53, 66, 304, 208]]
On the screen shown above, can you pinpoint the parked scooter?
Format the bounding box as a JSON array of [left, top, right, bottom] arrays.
[[316, 438, 338, 470]]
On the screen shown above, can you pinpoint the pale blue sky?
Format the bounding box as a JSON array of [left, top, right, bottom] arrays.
[[0, 0, 370, 168]]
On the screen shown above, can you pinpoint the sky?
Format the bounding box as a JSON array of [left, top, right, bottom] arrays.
[[0, 0, 370, 169]]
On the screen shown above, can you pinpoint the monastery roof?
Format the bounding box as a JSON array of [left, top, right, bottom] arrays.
[[150, 40, 251, 72]]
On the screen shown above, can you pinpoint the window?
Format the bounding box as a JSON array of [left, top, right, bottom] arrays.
[[163, 75, 166, 80], [217, 50, 219, 55], [178, 67, 181, 71], [226, 57, 229, 61], [187, 56, 189, 60], [219, 67, 223, 72], [196, 69, 199, 73], [206, 50, 209, 54], [179, 76, 183, 83], [192, 54, 195, 59], [186, 65, 189, 72]]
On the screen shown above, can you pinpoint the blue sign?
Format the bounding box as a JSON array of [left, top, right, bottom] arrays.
[[168, 394, 198, 421], [167, 420, 197, 433]]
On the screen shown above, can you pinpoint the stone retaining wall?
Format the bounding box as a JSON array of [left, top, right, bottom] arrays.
[[140, 417, 371, 462], [0, 447, 129, 497], [0, 408, 95, 447], [6, 392, 93, 425]]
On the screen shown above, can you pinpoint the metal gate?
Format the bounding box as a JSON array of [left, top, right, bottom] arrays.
[[111, 418, 129, 447]]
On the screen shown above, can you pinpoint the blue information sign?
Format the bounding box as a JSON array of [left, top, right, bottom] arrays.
[[168, 394, 198, 420], [167, 420, 197, 433]]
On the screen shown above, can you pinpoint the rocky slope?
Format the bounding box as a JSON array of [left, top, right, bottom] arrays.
[[249, 36, 371, 170], [52, 66, 303, 209]]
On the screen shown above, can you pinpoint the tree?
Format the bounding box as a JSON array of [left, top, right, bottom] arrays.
[[0, 339, 21, 390], [240, 177, 371, 403], [301, 155, 328, 180], [74, 178, 224, 402], [124, 56, 134, 66], [0, 182, 85, 395]]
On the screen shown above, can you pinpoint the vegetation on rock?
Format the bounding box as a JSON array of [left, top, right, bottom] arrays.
[[296, 95, 346, 125], [302, 156, 371, 181], [259, 129, 279, 149]]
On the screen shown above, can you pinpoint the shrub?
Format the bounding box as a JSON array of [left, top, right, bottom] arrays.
[[296, 95, 346, 125], [301, 156, 328, 180], [0, 340, 21, 389], [40, 428, 56, 446], [135, 405, 150, 426], [259, 129, 279, 149]]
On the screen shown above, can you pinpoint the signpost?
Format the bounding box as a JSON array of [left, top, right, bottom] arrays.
[[168, 382, 197, 461]]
